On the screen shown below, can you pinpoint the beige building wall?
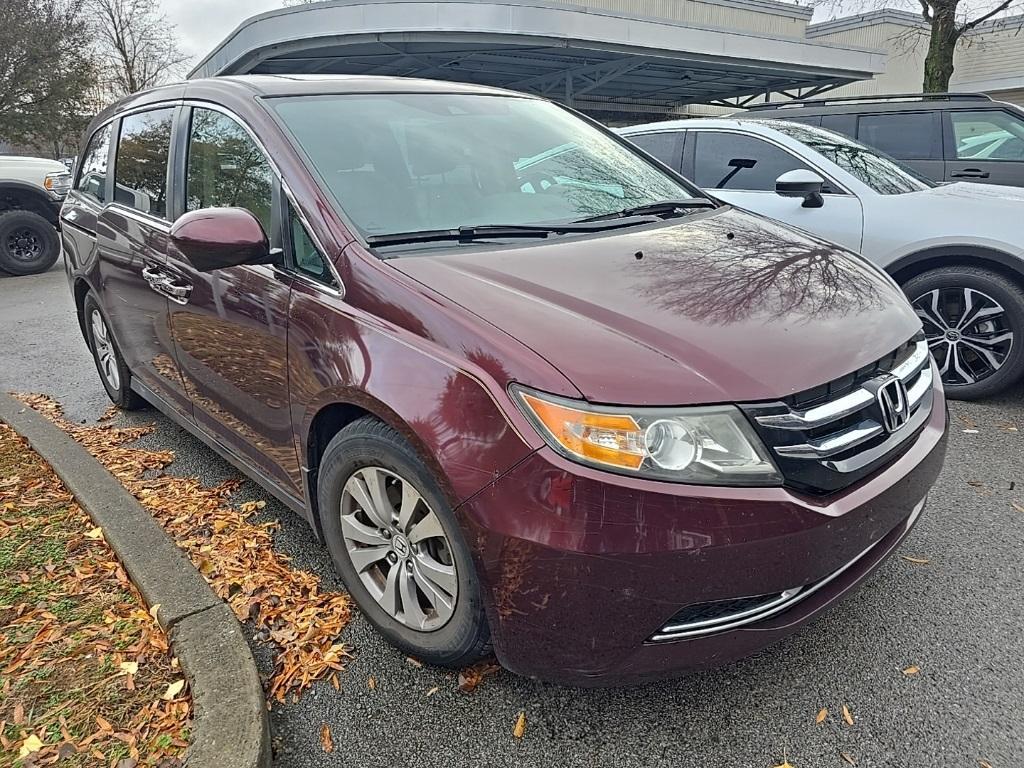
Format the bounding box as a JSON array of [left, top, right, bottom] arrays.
[[553, 0, 811, 38], [805, 10, 1024, 108]]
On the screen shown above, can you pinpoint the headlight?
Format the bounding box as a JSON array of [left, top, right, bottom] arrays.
[[44, 172, 72, 198], [513, 386, 782, 485]]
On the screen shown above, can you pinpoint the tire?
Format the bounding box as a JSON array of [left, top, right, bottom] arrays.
[[0, 210, 60, 276], [83, 293, 147, 410], [318, 417, 490, 667], [902, 265, 1024, 400]]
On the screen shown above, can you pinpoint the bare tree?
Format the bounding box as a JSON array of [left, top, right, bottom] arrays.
[[87, 0, 189, 98], [814, 0, 1022, 92]]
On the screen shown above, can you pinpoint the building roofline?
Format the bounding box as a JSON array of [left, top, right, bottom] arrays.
[[807, 9, 927, 37], [191, 0, 816, 78], [808, 7, 1024, 37]]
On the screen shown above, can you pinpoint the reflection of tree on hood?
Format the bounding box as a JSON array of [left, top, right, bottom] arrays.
[[636, 216, 886, 325]]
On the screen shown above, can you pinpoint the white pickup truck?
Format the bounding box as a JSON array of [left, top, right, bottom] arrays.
[[0, 155, 72, 275]]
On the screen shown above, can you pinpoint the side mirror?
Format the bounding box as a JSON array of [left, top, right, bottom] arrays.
[[776, 169, 825, 208], [170, 207, 273, 272]]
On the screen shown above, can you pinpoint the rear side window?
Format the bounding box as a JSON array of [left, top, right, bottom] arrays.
[[820, 114, 857, 138], [114, 108, 175, 218], [949, 110, 1024, 161], [186, 108, 274, 236], [76, 124, 112, 204], [691, 131, 814, 191], [857, 112, 940, 160], [627, 131, 682, 169]]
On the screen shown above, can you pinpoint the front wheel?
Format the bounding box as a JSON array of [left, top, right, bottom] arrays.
[[318, 417, 491, 667], [903, 265, 1024, 400]]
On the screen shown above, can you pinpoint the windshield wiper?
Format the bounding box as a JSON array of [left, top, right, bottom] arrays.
[[576, 198, 717, 223], [366, 220, 658, 248]]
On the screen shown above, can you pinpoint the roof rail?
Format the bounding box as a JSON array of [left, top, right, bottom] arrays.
[[744, 92, 993, 111]]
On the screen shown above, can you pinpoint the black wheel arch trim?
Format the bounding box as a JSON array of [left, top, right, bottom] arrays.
[[0, 180, 61, 225], [887, 245, 1024, 287]]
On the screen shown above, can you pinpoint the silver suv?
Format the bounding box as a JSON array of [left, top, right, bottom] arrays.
[[748, 93, 1024, 188]]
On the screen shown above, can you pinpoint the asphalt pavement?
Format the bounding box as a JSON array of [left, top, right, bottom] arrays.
[[3, 263, 1023, 768]]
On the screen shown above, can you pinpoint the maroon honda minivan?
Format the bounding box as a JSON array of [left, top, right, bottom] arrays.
[[62, 75, 947, 686]]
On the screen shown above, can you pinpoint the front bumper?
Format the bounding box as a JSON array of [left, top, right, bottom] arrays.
[[457, 383, 947, 686]]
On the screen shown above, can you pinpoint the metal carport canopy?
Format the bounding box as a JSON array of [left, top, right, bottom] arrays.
[[189, 0, 886, 114]]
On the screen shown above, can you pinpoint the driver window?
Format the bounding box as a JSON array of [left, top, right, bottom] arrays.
[[185, 108, 274, 236], [692, 131, 816, 191]]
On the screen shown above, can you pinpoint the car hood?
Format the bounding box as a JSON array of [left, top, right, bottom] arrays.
[[915, 181, 1024, 205], [0, 156, 68, 173], [392, 208, 922, 405]]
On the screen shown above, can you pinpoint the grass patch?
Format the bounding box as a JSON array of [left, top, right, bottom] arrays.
[[0, 424, 189, 766]]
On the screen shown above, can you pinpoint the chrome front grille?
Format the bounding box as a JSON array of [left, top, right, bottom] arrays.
[[742, 336, 935, 494]]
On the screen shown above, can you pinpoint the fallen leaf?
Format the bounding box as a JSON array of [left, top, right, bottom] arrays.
[[13, 702, 24, 725], [901, 555, 930, 564], [163, 679, 186, 700], [149, 604, 161, 622], [842, 704, 854, 726], [319, 724, 333, 753], [406, 657, 424, 669], [771, 761, 794, 768], [841, 752, 857, 766], [458, 660, 501, 693], [1012, 502, 1024, 514], [96, 715, 113, 732], [84, 526, 104, 540], [426, 686, 440, 697], [18, 734, 43, 758], [119, 661, 139, 676], [978, 761, 993, 768], [367, 676, 376, 690], [815, 707, 828, 724], [903, 665, 920, 676], [513, 711, 527, 739]]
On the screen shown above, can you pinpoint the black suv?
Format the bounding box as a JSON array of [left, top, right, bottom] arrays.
[[748, 93, 1024, 187]]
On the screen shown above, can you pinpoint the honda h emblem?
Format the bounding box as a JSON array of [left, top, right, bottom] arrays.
[[875, 375, 910, 433]]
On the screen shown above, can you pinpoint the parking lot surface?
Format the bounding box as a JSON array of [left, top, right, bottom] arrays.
[[3, 264, 1023, 767]]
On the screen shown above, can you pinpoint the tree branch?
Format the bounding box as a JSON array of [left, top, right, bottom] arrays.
[[960, 0, 1015, 33], [918, 0, 933, 22]]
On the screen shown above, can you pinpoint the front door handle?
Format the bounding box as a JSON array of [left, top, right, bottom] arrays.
[[142, 265, 193, 304], [950, 168, 990, 179]]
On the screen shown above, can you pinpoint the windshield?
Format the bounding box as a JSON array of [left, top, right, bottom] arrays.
[[759, 121, 935, 195], [270, 93, 697, 239]]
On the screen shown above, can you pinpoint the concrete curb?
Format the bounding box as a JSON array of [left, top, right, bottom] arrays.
[[0, 393, 271, 768]]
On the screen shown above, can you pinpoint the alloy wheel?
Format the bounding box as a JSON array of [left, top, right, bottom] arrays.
[[912, 286, 1013, 386], [6, 227, 42, 262], [90, 309, 121, 391], [340, 466, 458, 631]]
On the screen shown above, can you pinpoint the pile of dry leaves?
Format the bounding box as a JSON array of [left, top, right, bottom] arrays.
[[0, 423, 189, 767], [17, 394, 353, 703]]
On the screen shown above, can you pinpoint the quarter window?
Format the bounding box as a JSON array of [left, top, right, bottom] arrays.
[[76, 124, 112, 204], [950, 110, 1024, 162], [628, 132, 682, 169], [691, 131, 815, 191], [186, 108, 274, 236], [289, 203, 335, 286], [857, 112, 940, 160], [114, 108, 175, 218]]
